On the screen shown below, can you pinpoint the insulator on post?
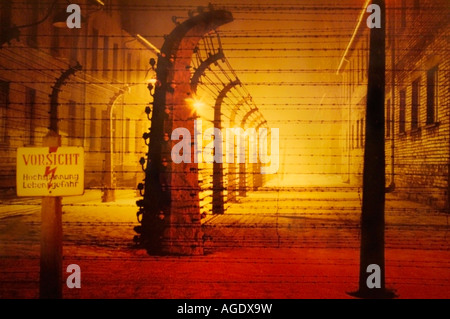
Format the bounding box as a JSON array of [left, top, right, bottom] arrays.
[[163, 133, 170, 142], [136, 209, 144, 223], [137, 183, 145, 196], [133, 225, 143, 234], [142, 132, 151, 145], [145, 106, 152, 120], [139, 157, 146, 171], [164, 107, 170, 119], [149, 58, 156, 70], [136, 199, 145, 208]]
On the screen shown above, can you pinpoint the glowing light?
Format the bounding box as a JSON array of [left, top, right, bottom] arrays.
[[193, 100, 205, 110], [185, 97, 206, 111]]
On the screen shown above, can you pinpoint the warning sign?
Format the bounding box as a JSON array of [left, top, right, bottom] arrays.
[[16, 147, 84, 197]]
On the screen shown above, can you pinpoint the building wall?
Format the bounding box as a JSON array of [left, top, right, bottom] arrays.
[[386, 0, 449, 209], [340, 0, 449, 210], [0, 0, 156, 198], [340, 30, 370, 187]]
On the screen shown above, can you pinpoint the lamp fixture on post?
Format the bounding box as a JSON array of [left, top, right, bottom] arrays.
[[1, 0, 58, 48], [52, 0, 104, 29], [0, 0, 105, 47]]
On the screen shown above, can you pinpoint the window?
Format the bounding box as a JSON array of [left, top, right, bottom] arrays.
[[79, 104, 85, 144], [426, 66, 438, 125], [364, 37, 369, 79], [125, 118, 131, 153], [101, 110, 109, 152], [136, 59, 141, 83], [386, 99, 391, 137], [105, 0, 112, 15], [0, 1, 12, 34], [399, 89, 406, 134], [51, 26, 60, 57], [359, 49, 364, 84], [25, 87, 36, 145], [112, 43, 119, 81], [26, 0, 39, 48], [360, 119, 364, 148], [112, 117, 117, 153], [70, 33, 79, 63], [102, 37, 109, 78], [401, 0, 407, 28], [0, 81, 9, 143], [411, 78, 420, 130], [92, 29, 99, 73], [356, 119, 360, 148], [68, 100, 76, 144], [135, 120, 142, 153], [350, 59, 356, 92], [127, 53, 132, 83], [90, 107, 97, 150], [351, 124, 354, 149]]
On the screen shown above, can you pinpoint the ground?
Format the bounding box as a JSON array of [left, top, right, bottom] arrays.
[[0, 176, 449, 299]]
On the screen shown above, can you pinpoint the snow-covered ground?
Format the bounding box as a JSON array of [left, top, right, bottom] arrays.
[[0, 188, 449, 299]]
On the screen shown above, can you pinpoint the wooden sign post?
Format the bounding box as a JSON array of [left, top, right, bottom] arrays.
[[16, 131, 84, 298]]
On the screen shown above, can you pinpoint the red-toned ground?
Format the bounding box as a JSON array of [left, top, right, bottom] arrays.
[[0, 184, 449, 299]]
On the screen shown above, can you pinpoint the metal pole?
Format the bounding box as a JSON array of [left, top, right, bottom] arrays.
[[40, 63, 80, 299], [352, 0, 394, 298], [239, 108, 258, 197], [103, 88, 128, 202], [40, 132, 62, 299], [213, 79, 241, 215], [388, 0, 396, 192], [136, 9, 234, 255], [227, 96, 252, 203]]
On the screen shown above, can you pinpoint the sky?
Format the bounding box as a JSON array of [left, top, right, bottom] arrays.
[[119, 0, 366, 180]]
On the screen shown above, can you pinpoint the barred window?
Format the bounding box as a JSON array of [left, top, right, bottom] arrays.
[[426, 66, 438, 125], [103, 37, 109, 79], [399, 89, 406, 134], [90, 107, 97, 150], [25, 87, 36, 145], [92, 28, 99, 72], [386, 99, 391, 137], [411, 78, 420, 130], [0, 81, 9, 144]]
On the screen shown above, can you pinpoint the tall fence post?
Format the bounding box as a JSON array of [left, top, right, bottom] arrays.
[[39, 131, 62, 299], [352, 0, 395, 298], [135, 9, 234, 255], [213, 79, 241, 215], [39, 63, 80, 298]]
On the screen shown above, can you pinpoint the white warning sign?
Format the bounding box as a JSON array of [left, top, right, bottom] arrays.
[[16, 147, 84, 197]]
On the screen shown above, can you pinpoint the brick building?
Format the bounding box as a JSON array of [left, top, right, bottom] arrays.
[[339, 0, 449, 210], [0, 0, 157, 201]]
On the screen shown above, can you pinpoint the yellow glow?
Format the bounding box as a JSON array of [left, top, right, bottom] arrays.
[[193, 100, 205, 110], [185, 97, 206, 111]]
